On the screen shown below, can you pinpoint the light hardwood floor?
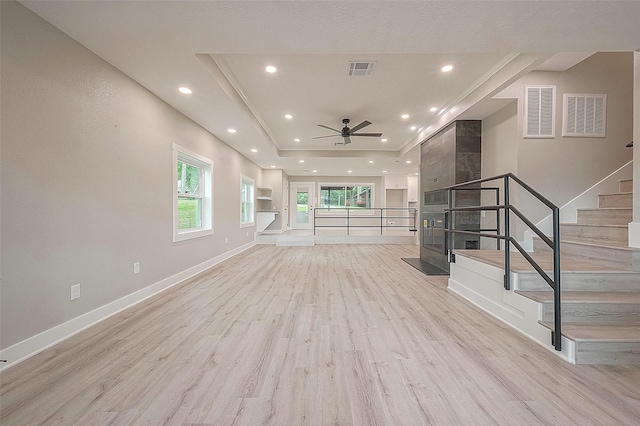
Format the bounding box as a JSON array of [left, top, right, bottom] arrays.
[[2, 245, 640, 425]]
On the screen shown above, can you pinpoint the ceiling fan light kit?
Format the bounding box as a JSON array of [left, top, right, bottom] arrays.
[[313, 118, 382, 145]]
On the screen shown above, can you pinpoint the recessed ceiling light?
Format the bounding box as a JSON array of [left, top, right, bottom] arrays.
[[294, 138, 300, 142], [369, 160, 374, 163], [251, 149, 258, 153], [265, 65, 277, 73], [415, 172, 419, 175], [430, 107, 437, 112], [401, 114, 410, 119], [410, 126, 417, 131], [441, 64, 454, 72], [227, 128, 236, 133], [381, 138, 387, 142], [406, 160, 412, 164], [270, 165, 276, 168], [284, 114, 293, 119], [178, 86, 192, 94], [312, 170, 317, 173], [382, 170, 387, 173], [299, 160, 304, 163], [348, 170, 352, 173]]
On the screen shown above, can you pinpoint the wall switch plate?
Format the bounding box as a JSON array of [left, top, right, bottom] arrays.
[[225, 237, 228, 244], [71, 284, 81, 300], [246, 231, 249, 237], [133, 262, 140, 274]]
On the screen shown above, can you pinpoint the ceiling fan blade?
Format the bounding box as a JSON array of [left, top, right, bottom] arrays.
[[312, 135, 340, 139], [343, 136, 352, 145], [317, 124, 341, 133], [351, 132, 383, 137], [349, 120, 372, 133]]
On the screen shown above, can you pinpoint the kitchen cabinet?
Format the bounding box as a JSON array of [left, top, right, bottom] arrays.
[[385, 174, 407, 189]]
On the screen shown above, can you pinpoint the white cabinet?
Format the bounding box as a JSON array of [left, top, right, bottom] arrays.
[[407, 175, 418, 202], [385, 174, 407, 189]]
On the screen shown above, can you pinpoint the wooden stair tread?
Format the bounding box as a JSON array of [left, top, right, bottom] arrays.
[[577, 207, 632, 212], [539, 321, 640, 342], [560, 238, 629, 249], [558, 238, 639, 251], [562, 223, 628, 229], [454, 249, 627, 272], [516, 290, 640, 304], [598, 191, 633, 196]]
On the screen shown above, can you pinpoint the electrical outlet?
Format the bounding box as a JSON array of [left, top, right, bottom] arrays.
[[246, 231, 249, 237], [225, 237, 228, 244], [481, 211, 486, 218], [133, 262, 140, 274], [70, 284, 81, 300], [388, 221, 395, 226]]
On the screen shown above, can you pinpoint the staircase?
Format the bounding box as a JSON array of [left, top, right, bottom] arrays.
[[533, 178, 638, 271], [518, 179, 640, 364]]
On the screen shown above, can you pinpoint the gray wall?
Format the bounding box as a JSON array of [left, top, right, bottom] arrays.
[[1, 2, 261, 350], [483, 52, 634, 240], [480, 101, 518, 246]]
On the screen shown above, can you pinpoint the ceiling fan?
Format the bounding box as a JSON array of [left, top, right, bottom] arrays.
[[313, 118, 382, 145]]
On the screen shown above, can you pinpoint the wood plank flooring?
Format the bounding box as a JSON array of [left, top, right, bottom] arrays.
[[2, 245, 640, 425]]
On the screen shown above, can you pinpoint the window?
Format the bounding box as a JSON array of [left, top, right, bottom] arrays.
[[319, 184, 373, 210], [172, 144, 213, 242], [240, 175, 255, 227]]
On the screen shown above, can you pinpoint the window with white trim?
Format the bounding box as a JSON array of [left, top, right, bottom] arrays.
[[319, 184, 373, 210], [240, 175, 255, 227], [173, 144, 213, 242]]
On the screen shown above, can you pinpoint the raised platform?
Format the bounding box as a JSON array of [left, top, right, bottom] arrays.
[[256, 229, 418, 246]]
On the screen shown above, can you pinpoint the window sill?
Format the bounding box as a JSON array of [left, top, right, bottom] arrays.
[[173, 227, 213, 242]]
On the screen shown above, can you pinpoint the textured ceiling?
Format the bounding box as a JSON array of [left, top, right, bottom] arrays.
[[20, 0, 640, 176]]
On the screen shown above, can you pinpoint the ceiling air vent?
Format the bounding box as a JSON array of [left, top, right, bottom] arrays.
[[348, 61, 375, 76], [524, 86, 555, 138], [563, 94, 606, 137]]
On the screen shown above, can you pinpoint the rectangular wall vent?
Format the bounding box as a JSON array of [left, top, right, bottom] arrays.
[[348, 61, 375, 76], [563, 94, 606, 137], [524, 86, 555, 138]]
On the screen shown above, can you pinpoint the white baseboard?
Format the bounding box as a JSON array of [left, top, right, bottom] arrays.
[[449, 254, 575, 363], [0, 242, 255, 372]]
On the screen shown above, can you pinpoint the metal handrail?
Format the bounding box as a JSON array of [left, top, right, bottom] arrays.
[[435, 172, 562, 351], [313, 207, 418, 236]]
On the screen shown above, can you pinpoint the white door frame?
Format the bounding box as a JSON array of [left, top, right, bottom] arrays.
[[282, 177, 290, 231], [290, 182, 315, 230]]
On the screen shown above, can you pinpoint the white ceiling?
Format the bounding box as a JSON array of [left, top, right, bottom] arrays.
[[20, 1, 640, 176]]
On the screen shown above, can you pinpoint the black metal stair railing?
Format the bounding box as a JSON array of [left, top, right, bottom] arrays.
[[313, 207, 418, 236], [436, 173, 562, 351]]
